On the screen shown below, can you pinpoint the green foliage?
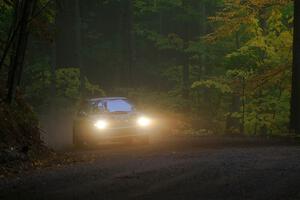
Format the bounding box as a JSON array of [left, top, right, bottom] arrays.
[[132, 0, 293, 135], [55, 68, 105, 101], [112, 87, 188, 113], [134, 0, 182, 14], [192, 80, 232, 94], [85, 78, 105, 98], [55, 68, 81, 100], [0, 97, 45, 153], [0, 3, 12, 38], [191, 0, 293, 135], [23, 59, 51, 105], [23, 61, 105, 111], [0, 0, 292, 137]]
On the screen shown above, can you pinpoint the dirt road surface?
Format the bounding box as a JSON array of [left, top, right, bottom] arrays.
[[1, 136, 300, 200]]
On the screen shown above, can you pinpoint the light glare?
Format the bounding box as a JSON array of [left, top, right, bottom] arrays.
[[94, 120, 108, 129], [137, 116, 151, 127]]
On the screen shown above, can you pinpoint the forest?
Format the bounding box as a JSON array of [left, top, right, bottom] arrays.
[[2, 1, 300, 199], [0, 0, 299, 150]]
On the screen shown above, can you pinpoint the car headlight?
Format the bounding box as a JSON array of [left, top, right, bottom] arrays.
[[137, 116, 151, 127], [94, 120, 108, 129]]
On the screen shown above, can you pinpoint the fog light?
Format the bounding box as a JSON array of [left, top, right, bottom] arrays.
[[137, 116, 151, 127], [94, 120, 108, 129]]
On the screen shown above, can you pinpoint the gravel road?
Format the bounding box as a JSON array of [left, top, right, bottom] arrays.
[[1, 136, 300, 200]]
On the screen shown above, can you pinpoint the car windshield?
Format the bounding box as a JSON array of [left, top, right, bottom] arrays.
[[91, 99, 134, 113], [106, 99, 133, 113]]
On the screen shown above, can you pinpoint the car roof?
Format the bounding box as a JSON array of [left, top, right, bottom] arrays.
[[88, 97, 127, 102]]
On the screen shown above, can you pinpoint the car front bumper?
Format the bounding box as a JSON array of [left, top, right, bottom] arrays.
[[84, 126, 150, 142]]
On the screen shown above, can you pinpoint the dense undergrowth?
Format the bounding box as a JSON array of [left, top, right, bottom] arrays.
[[0, 94, 50, 169]]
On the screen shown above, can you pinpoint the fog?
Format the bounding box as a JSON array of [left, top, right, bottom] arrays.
[[39, 113, 74, 150]]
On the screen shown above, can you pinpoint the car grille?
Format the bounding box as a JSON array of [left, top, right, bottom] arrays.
[[111, 119, 134, 128]]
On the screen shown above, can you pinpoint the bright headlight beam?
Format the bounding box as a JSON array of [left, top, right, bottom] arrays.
[[94, 120, 108, 129], [137, 116, 151, 127]]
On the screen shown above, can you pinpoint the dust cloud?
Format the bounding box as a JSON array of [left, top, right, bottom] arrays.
[[39, 112, 74, 150]]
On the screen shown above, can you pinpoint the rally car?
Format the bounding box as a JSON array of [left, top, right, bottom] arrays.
[[73, 97, 151, 146]]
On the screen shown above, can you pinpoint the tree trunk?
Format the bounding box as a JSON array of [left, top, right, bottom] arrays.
[[182, 1, 190, 99], [75, 0, 83, 96], [55, 0, 82, 97], [122, 0, 135, 87], [182, 57, 190, 99], [290, 0, 300, 134], [55, 0, 81, 69], [226, 93, 241, 134], [127, 0, 135, 87], [226, 31, 242, 134], [6, 0, 37, 103], [200, 2, 207, 78], [51, 41, 56, 95], [113, 3, 123, 88]]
